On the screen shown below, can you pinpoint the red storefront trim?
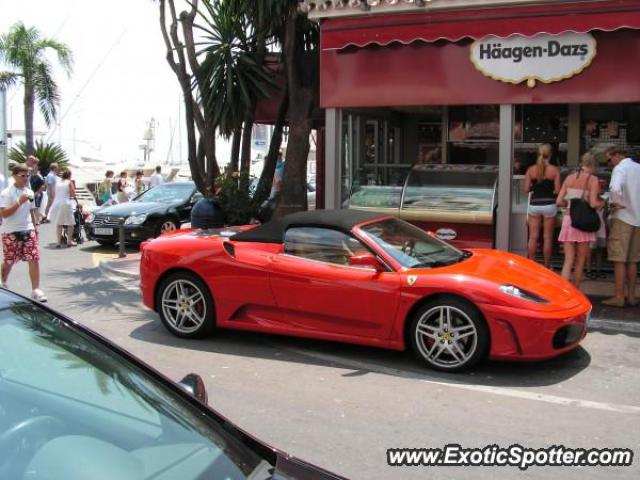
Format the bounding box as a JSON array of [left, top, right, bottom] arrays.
[[321, 0, 640, 50], [320, 30, 640, 107]]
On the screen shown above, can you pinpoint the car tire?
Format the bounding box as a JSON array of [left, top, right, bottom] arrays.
[[409, 297, 489, 372], [156, 218, 179, 237], [156, 272, 215, 339], [95, 239, 116, 247]]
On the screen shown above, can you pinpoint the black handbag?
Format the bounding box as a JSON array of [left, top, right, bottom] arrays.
[[570, 175, 601, 232]]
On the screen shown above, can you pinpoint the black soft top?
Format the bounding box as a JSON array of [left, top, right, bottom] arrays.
[[231, 209, 388, 244]]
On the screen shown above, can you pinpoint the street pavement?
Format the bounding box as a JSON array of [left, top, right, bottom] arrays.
[[5, 223, 640, 480]]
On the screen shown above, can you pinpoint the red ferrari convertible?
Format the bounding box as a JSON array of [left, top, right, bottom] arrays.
[[140, 210, 590, 372]]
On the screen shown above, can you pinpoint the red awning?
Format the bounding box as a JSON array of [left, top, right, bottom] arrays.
[[321, 0, 640, 50]]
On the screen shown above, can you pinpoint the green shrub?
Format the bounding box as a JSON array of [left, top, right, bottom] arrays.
[[214, 167, 268, 226]]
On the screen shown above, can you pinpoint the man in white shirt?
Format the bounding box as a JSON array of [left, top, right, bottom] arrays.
[[44, 162, 60, 222], [149, 166, 163, 188], [603, 147, 640, 307], [0, 164, 46, 302]]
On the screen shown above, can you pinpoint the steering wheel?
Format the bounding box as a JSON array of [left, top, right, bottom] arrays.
[[402, 240, 416, 257], [0, 416, 67, 477]]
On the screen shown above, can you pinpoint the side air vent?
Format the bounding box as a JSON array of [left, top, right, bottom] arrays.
[[223, 242, 235, 257]]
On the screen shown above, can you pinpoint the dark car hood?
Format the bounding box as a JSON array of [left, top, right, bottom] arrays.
[[96, 202, 176, 217]]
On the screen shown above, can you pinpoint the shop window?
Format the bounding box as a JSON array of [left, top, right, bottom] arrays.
[[514, 104, 568, 173], [416, 122, 442, 165], [581, 103, 640, 163], [448, 106, 499, 165]]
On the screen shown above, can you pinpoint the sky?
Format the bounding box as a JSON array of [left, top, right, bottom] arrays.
[[1, 0, 198, 167]]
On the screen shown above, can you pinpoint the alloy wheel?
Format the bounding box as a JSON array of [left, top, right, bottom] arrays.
[[414, 305, 478, 369], [161, 221, 177, 233], [161, 279, 207, 334]]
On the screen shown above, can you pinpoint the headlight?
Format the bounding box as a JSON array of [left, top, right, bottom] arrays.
[[499, 284, 549, 304], [86, 213, 95, 223], [124, 214, 148, 225]]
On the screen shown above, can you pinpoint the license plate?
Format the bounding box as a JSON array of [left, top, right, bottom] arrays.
[[94, 228, 113, 236]]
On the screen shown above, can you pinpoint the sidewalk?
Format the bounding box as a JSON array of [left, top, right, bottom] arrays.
[[99, 254, 640, 334]]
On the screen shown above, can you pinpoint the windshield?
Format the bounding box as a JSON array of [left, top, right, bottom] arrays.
[[134, 184, 194, 204], [0, 303, 270, 479], [359, 218, 466, 269]]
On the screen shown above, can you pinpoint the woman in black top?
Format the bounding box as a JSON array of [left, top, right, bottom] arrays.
[[524, 144, 561, 268]]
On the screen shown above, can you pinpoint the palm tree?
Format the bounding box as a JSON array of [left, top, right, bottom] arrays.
[[200, 0, 319, 214], [271, 1, 319, 217], [198, 0, 276, 187], [8, 140, 70, 175], [0, 22, 73, 156]]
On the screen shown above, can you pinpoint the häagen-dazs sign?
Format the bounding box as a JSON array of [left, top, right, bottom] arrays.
[[470, 33, 597, 88]]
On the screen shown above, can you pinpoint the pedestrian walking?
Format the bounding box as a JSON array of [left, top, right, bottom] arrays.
[[25, 156, 45, 225], [116, 171, 129, 203], [556, 152, 604, 289], [525, 144, 561, 268], [29, 164, 46, 225], [149, 166, 163, 188], [49, 170, 78, 248], [602, 146, 640, 307], [44, 162, 60, 222], [0, 164, 47, 302], [97, 170, 114, 206], [134, 170, 145, 196]]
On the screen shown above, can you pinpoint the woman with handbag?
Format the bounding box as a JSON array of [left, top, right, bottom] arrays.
[[556, 153, 604, 288]]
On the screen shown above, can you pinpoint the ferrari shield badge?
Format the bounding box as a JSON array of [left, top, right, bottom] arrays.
[[407, 275, 418, 286]]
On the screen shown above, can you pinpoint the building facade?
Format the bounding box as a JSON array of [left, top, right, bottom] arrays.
[[303, 0, 640, 254]]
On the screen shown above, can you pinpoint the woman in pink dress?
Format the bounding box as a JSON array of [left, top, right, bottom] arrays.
[[556, 153, 604, 288]]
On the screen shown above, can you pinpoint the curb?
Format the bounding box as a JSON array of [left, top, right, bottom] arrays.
[[588, 318, 640, 335]]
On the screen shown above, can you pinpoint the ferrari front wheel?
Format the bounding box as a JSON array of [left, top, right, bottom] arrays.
[[409, 298, 489, 372], [157, 272, 215, 339]]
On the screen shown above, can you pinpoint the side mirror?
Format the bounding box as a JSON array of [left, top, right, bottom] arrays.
[[349, 253, 383, 272], [178, 373, 208, 404]]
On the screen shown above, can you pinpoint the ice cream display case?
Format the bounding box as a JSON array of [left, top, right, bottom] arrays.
[[347, 164, 498, 248]]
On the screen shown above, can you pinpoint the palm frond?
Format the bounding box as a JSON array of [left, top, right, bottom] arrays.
[[0, 70, 19, 90], [33, 61, 60, 126], [35, 38, 74, 75], [9, 140, 69, 175]]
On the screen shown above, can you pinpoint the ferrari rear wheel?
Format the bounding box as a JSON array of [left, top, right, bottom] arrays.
[[409, 298, 489, 372], [157, 272, 215, 339]]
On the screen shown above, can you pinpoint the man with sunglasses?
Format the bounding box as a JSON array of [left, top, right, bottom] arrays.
[[0, 164, 47, 302]]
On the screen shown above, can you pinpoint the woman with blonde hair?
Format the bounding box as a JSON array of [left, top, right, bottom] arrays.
[[556, 152, 604, 288], [524, 143, 561, 268]]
